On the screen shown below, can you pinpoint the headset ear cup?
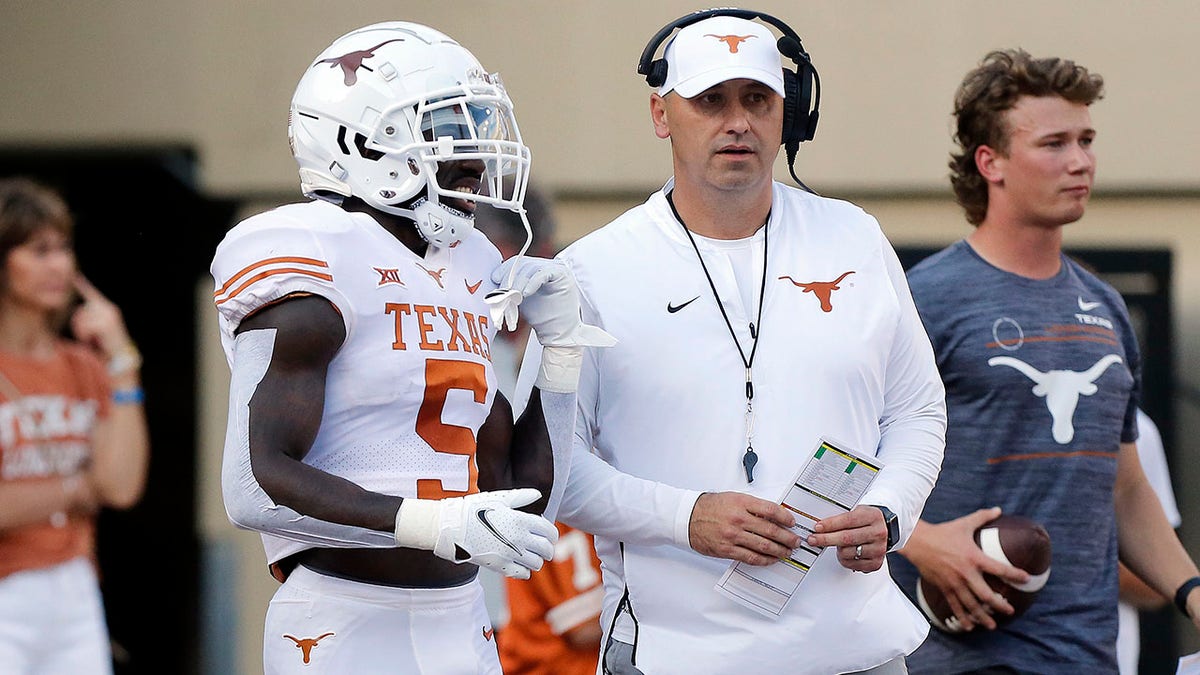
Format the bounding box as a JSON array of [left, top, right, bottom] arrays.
[[798, 62, 818, 141], [646, 59, 669, 88], [781, 68, 801, 145]]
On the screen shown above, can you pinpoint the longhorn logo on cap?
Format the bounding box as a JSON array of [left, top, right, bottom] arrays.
[[705, 34, 756, 53]]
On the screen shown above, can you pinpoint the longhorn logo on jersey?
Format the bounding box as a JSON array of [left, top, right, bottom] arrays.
[[316, 39, 404, 86], [283, 632, 335, 664], [416, 263, 447, 289], [988, 354, 1123, 444], [706, 34, 756, 53], [778, 271, 856, 312]]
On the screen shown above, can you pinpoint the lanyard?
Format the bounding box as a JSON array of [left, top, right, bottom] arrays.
[[666, 192, 769, 483]]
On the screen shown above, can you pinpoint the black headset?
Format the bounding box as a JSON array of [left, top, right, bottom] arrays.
[[637, 8, 821, 187]]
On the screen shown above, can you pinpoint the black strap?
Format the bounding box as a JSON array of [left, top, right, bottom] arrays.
[[666, 191, 769, 482], [665, 192, 768, 379], [1175, 576, 1200, 617]]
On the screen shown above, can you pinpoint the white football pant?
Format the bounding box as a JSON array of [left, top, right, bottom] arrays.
[[264, 564, 501, 674]]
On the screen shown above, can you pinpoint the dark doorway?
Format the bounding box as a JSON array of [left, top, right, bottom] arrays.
[[0, 147, 237, 675]]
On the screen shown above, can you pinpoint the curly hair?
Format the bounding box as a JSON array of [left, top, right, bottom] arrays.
[[949, 49, 1104, 225]]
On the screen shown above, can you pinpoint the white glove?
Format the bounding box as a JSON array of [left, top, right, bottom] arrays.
[[486, 257, 616, 392], [393, 488, 558, 580]]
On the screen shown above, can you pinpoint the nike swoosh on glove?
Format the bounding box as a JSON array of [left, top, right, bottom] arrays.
[[394, 488, 558, 580], [485, 257, 616, 348]]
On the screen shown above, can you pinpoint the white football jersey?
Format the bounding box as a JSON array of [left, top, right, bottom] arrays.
[[212, 200, 502, 563]]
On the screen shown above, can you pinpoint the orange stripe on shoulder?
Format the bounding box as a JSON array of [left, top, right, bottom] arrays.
[[214, 267, 334, 306], [214, 256, 329, 298]]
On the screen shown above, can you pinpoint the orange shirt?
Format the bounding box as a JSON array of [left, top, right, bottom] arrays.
[[0, 342, 109, 579], [498, 523, 603, 675]]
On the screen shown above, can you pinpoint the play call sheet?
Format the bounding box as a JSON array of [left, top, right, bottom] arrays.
[[716, 438, 881, 618]]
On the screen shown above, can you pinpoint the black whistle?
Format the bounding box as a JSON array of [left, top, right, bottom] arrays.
[[743, 448, 758, 483]]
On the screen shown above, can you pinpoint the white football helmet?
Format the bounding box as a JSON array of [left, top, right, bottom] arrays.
[[289, 22, 532, 248]]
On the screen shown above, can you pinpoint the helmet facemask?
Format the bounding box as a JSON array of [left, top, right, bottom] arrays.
[[365, 81, 531, 247]]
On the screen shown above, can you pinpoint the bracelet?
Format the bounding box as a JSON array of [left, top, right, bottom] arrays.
[[107, 344, 143, 376], [1175, 576, 1200, 618], [112, 387, 145, 405]]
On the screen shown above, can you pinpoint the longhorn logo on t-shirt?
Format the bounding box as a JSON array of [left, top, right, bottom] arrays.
[[778, 271, 855, 312], [988, 354, 1123, 444], [315, 39, 404, 86], [283, 633, 335, 664], [705, 34, 757, 53]]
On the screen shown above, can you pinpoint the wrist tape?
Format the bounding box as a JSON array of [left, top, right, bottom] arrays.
[[536, 345, 584, 393], [393, 498, 441, 550]]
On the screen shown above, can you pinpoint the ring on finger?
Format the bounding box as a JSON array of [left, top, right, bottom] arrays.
[[854, 544, 863, 560]]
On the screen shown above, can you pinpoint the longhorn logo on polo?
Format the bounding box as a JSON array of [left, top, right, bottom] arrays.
[[778, 271, 856, 312]]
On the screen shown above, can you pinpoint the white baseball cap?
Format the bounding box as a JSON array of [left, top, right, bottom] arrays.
[[658, 16, 785, 99]]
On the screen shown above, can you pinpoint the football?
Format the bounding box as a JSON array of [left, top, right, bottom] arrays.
[[916, 514, 1052, 633]]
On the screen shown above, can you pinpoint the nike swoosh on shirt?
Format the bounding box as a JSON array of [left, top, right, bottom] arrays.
[[466, 279, 483, 294], [477, 509, 521, 553], [1078, 296, 1101, 311], [667, 296, 701, 313]]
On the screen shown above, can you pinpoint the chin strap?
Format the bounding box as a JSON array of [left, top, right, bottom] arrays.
[[369, 194, 477, 249]]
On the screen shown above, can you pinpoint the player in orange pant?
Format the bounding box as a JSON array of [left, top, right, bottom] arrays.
[[499, 523, 602, 675]]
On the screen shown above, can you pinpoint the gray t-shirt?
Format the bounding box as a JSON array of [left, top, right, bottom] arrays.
[[889, 240, 1140, 674]]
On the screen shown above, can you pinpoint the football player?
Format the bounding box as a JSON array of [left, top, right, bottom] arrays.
[[211, 22, 610, 674]]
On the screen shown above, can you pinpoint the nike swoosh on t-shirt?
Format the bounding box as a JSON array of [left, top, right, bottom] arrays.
[[1078, 296, 1101, 311]]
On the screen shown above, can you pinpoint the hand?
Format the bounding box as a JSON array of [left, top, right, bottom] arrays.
[[688, 492, 802, 566], [807, 504, 890, 573], [395, 488, 559, 580], [486, 257, 615, 348], [898, 507, 1030, 631], [69, 275, 135, 362]]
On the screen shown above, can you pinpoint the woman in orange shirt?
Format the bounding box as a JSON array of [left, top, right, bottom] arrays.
[[0, 178, 149, 674]]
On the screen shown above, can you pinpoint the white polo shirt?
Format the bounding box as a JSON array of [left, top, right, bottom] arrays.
[[555, 181, 946, 673]]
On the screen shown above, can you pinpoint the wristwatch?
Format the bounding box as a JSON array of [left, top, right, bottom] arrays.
[[871, 505, 900, 551]]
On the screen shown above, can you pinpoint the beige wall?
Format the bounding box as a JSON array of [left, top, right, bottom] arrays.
[[7, 1, 1200, 671], [3, 1, 1200, 196]]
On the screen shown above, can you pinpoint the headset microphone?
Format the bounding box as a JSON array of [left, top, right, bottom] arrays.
[[776, 36, 802, 60]]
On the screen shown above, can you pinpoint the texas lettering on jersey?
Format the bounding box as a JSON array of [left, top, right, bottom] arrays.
[[384, 302, 492, 359]]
